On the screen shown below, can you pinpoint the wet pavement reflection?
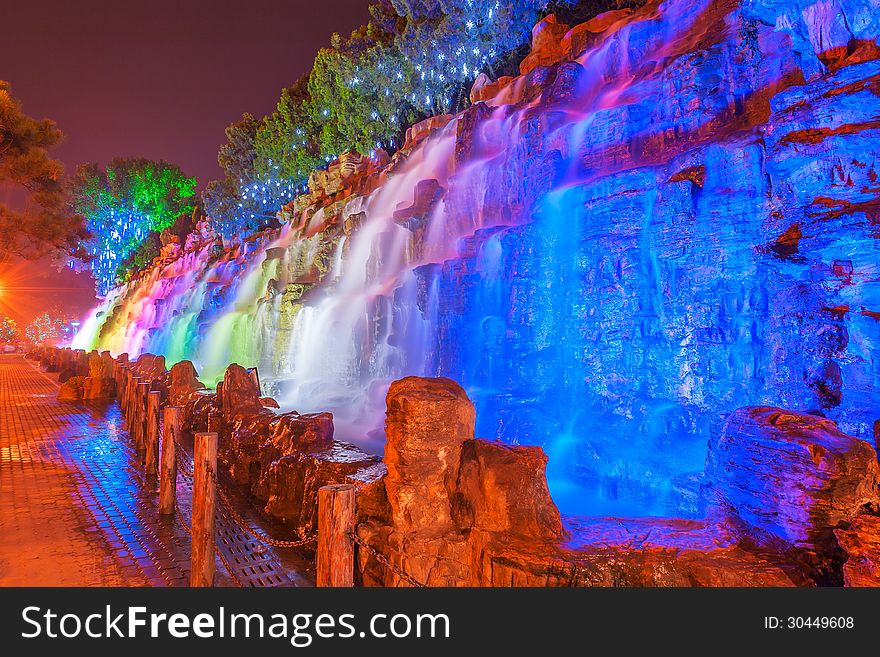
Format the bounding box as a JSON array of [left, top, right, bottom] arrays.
[[0, 355, 311, 587]]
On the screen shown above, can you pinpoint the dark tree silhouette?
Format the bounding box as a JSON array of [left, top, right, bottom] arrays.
[[0, 80, 88, 263]]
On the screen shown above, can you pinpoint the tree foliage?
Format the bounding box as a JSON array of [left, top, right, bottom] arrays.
[[204, 113, 300, 239], [204, 0, 621, 238], [0, 314, 19, 343], [24, 312, 63, 344], [0, 80, 88, 263], [69, 158, 197, 294]]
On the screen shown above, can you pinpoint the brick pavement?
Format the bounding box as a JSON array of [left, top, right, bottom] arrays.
[[0, 354, 310, 587]]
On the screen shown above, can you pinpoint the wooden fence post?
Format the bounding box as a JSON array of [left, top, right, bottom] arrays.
[[127, 375, 141, 430], [159, 406, 181, 516], [135, 382, 149, 452], [145, 391, 161, 476], [317, 484, 356, 587], [118, 366, 128, 413], [191, 431, 218, 588]]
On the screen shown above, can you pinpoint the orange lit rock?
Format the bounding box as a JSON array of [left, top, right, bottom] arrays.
[[168, 360, 206, 406], [834, 514, 880, 586], [270, 411, 334, 453], [82, 376, 116, 400], [384, 376, 475, 534], [130, 353, 167, 380], [403, 114, 454, 150], [57, 376, 86, 401], [453, 439, 563, 539], [88, 352, 104, 378], [519, 14, 570, 75], [219, 363, 262, 417]]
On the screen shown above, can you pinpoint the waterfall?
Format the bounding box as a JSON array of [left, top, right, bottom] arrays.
[[74, 0, 880, 517]]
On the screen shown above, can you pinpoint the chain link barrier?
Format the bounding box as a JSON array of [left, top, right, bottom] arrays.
[[121, 390, 330, 586], [209, 468, 317, 549], [214, 540, 246, 587], [347, 531, 425, 588], [166, 424, 314, 590]]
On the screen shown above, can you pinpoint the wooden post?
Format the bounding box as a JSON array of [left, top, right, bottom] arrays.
[[317, 484, 356, 587], [127, 375, 141, 429], [145, 391, 161, 476], [159, 406, 181, 516], [135, 382, 149, 452], [207, 411, 222, 434], [191, 432, 218, 588], [118, 366, 129, 413]]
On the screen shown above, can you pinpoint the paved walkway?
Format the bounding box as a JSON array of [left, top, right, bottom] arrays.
[[0, 354, 310, 587]]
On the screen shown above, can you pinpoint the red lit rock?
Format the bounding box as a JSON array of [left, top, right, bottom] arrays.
[[469, 72, 492, 103], [88, 352, 104, 378], [519, 14, 570, 75], [219, 363, 262, 417], [453, 439, 563, 539], [403, 114, 453, 150], [384, 376, 475, 534], [132, 353, 167, 379], [57, 376, 86, 402], [834, 514, 880, 586], [705, 407, 880, 552], [168, 360, 205, 406], [270, 411, 334, 454], [82, 376, 116, 400], [562, 10, 632, 60], [263, 442, 381, 531]]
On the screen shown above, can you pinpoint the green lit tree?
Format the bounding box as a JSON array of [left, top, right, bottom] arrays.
[[254, 76, 322, 184], [308, 23, 420, 159], [0, 80, 89, 263], [205, 113, 299, 239], [69, 158, 197, 294], [202, 0, 629, 239]]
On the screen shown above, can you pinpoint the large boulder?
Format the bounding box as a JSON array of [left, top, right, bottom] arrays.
[[519, 14, 569, 75], [88, 352, 104, 378], [83, 376, 116, 400], [74, 351, 89, 377], [384, 376, 475, 534], [453, 439, 564, 539], [270, 412, 334, 454], [131, 353, 167, 380], [100, 351, 115, 378], [168, 360, 205, 406], [219, 363, 263, 417], [263, 444, 380, 530], [705, 407, 880, 552], [57, 376, 86, 401]]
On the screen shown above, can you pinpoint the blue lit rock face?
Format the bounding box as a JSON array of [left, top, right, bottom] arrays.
[[80, 0, 880, 524], [706, 406, 880, 552], [419, 0, 880, 518]]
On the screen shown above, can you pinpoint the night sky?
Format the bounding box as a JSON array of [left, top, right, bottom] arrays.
[[1, 0, 372, 325]]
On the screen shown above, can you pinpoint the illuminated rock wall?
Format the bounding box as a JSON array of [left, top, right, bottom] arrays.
[[76, 0, 880, 518]]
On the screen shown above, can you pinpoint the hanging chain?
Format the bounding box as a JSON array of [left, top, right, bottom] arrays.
[[214, 542, 245, 587], [172, 429, 315, 549], [174, 498, 192, 535], [347, 530, 425, 588], [210, 468, 317, 549]]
